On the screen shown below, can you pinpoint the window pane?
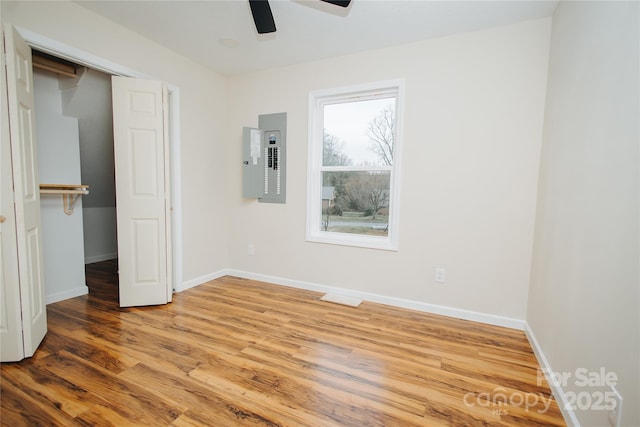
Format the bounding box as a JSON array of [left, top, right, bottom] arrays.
[[323, 97, 395, 167], [321, 171, 390, 236]]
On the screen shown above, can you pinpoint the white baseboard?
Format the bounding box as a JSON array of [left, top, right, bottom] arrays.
[[178, 269, 231, 292], [524, 322, 578, 427], [223, 269, 525, 330], [46, 286, 88, 305], [85, 253, 117, 264]]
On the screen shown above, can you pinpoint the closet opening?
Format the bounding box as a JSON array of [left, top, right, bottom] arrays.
[[33, 49, 120, 303], [25, 43, 183, 305]]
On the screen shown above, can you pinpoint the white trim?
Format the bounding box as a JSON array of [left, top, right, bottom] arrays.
[[84, 253, 117, 265], [167, 87, 184, 292], [306, 79, 405, 252], [226, 269, 525, 330], [46, 286, 88, 305], [11, 25, 184, 296], [524, 323, 579, 427], [306, 230, 399, 251], [15, 26, 150, 79], [180, 269, 231, 292], [310, 79, 407, 101], [322, 165, 392, 172]]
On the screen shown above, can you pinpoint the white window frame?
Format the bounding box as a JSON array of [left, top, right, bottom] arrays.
[[306, 79, 404, 251]]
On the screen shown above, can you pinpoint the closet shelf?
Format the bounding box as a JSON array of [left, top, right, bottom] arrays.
[[39, 184, 89, 215]]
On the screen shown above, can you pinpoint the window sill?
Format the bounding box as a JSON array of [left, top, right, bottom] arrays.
[[306, 231, 398, 251]]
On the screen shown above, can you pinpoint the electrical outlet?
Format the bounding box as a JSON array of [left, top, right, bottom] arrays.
[[247, 244, 255, 256], [608, 385, 623, 427], [435, 268, 446, 283]]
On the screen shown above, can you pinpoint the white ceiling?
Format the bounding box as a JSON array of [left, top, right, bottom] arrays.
[[76, 0, 558, 76]]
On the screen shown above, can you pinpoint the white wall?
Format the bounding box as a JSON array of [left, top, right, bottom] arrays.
[[2, 0, 230, 283], [34, 70, 87, 303], [227, 18, 551, 321], [61, 68, 115, 209], [527, 2, 639, 426], [82, 207, 117, 263], [59, 67, 118, 263]]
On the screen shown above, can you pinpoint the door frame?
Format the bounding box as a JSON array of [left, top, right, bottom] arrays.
[[12, 25, 184, 291]]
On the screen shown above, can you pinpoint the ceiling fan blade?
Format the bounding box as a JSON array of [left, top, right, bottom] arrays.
[[249, 0, 277, 34], [320, 0, 351, 7]]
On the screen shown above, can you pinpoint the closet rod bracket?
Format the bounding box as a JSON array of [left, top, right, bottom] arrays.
[[39, 184, 90, 215], [62, 193, 81, 215]]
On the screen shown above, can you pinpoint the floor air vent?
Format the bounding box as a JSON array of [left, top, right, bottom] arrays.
[[320, 293, 363, 308]]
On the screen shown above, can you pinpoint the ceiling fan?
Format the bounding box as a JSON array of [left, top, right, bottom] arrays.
[[249, 0, 352, 34]]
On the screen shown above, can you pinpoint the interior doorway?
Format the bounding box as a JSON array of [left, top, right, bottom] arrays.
[[21, 28, 183, 304], [32, 51, 119, 303]]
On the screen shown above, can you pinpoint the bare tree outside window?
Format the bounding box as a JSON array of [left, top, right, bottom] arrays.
[[368, 105, 395, 166], [344, 172, 390, 220], [323, 130, 352, 167]]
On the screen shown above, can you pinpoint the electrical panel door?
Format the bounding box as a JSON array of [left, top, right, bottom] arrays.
[[242, 112, 286, 204]]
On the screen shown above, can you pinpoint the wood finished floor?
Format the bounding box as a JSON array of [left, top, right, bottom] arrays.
[[1, 260, 565, 426]]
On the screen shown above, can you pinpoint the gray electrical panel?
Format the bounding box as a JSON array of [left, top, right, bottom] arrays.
[[242, 112, 287, 204]]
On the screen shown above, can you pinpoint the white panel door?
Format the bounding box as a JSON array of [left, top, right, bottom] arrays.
[[0, 121, 23, 361], [1, 27, 25, 362], [2, 25, 47, 359], [112, 76, 172, 307]]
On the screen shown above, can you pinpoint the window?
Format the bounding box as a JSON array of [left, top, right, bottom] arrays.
[[307, 80, 404, 250]]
